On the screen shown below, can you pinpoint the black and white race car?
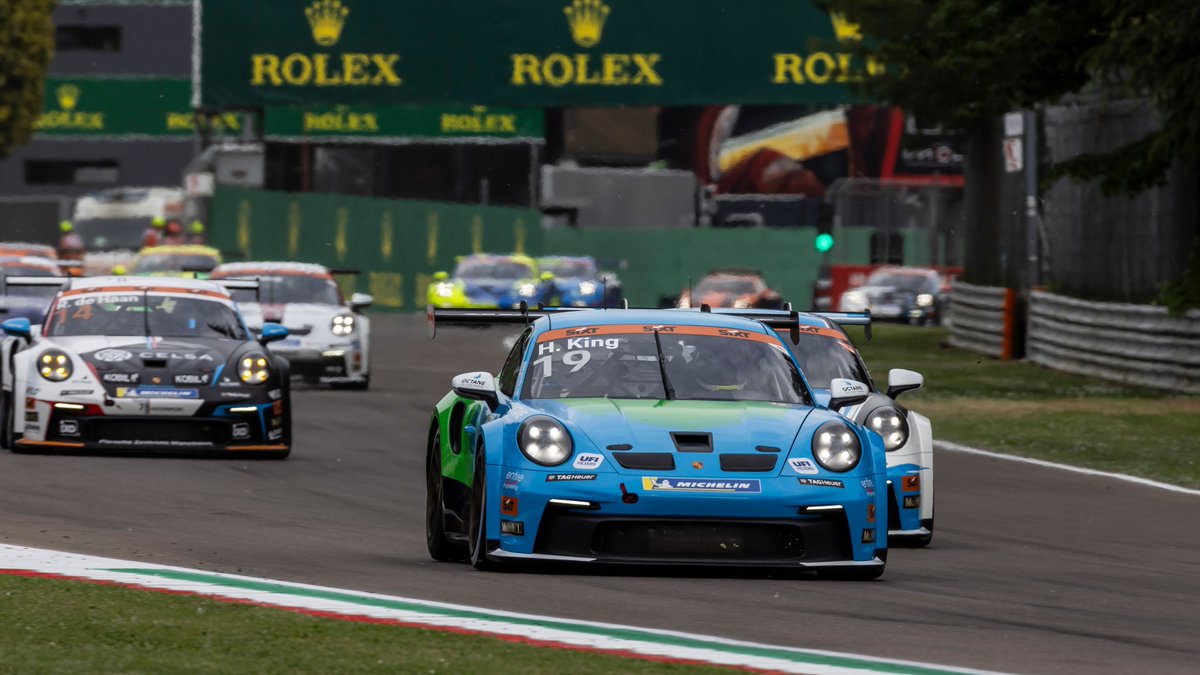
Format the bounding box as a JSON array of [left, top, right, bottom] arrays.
[[0, 276, 292, 457]]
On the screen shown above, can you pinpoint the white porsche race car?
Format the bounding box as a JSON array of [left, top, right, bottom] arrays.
[[211, 262, 372, 389]]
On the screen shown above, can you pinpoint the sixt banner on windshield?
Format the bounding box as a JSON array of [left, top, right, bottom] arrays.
[[197, 0, 878, 107]]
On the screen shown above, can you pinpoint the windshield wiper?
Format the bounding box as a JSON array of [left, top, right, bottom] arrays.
[[652, 329, 676, 401]]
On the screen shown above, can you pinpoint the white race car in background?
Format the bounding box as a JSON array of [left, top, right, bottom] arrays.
[[211, 262, 373, 389]]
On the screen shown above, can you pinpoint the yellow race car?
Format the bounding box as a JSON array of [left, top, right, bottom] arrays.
[[427, 253, 556, 309], [128, 245, 222, 278]]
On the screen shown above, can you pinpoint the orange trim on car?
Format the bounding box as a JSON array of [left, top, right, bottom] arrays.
[[14, 439, 86, 449]]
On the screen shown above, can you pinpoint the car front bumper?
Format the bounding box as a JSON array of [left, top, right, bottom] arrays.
[[487, 465, 886, 567]]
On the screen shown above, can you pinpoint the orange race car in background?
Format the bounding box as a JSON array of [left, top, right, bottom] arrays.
[[677, 268, 786, 309]]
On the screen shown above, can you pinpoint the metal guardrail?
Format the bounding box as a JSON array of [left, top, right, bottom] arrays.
[[947, 281, 1016, 359], [1027, 291, 1200, 393]]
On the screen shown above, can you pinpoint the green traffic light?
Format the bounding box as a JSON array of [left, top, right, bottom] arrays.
[[815, 233, 835, 253]]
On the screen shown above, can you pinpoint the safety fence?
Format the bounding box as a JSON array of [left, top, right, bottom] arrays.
[[947, 281, 1018, 359], [1027, 291, 1200, 393], [208, 187, 904, 311]]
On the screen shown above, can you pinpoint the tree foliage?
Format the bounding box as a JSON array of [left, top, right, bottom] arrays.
[[821, 0, 1200, 195], [0, 0, 56, 160]]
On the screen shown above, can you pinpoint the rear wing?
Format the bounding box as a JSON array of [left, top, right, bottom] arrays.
[[212, 278, 260, 302], [0, 275, 70, 295], [428, 303, 870, 342]]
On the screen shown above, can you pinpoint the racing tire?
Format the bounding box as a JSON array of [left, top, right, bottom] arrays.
[[466, 450, 496, 571], [0, 391, 12, 450], [426, 431, 467, 562]]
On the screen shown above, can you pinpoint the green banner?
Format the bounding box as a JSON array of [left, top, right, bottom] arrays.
[[198, 0, 875, 108], [263, 105, 544, 142], [36, 77, 241, 138]]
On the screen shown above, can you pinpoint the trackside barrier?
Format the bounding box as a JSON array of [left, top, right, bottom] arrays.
[[1027, 290, 1200, 393], [947, 282, 1017, 359]]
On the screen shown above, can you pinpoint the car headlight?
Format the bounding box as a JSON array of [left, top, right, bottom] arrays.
[[866, 407, 910, 451], [516, 282, 537, 298], [239, 353, 271, 384], [916, 293, 935, 307], [578, 281, 597, 296], [811, 422, 861, 472], [678, 295, 691, 308], [331, 314, 355, 336], [518, 416, 573, 466], [733, 298, 751, 308], [435, 282, 455, 298], [38, 349, 73, 382], [842, 290, 867, 309]]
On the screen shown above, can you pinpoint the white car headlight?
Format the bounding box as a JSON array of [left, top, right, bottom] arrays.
[[516, 282, 537, 298], [811, 422, 861, 472], [239, 353, 271, 384], [331, 314, 356, 336], [866, 407, 910, 451], [38, 349, 73, 382], [578, 281, 597, 296], [436, 282, 455, 298], [842, 290, 868, 310], [916, 293, 935, 307], [518, 416, 573, 466]]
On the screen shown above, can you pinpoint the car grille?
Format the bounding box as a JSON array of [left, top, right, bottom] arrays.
[[594, 521, 803, 559], [84, 418, 231, 444]]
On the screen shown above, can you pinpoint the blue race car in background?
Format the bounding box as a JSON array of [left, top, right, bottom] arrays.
[[425, 305, 888, 578], [0, 256, 65, 324], [537, 256, 623, 308], [427, 254, 557, 309]]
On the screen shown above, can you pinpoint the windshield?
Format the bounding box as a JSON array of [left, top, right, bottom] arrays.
[[539, 259, 595, 278], [133, 254, 219, 274], [695, 276, 760, 295], [1, 266, 61, 298], [455, 258, 533, 280], [781, 330, 872, 390], [220, 274, 343, 305], [522, 325, 810, 404], [44, 293, 247, 339], [74, 218, 149, 251], [865, 271, 936, 293]]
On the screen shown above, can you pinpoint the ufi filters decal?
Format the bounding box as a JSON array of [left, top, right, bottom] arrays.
[[641, 478, 761, 493]]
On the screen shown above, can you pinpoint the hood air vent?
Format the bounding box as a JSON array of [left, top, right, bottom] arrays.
[[671, 432, 712, 453]]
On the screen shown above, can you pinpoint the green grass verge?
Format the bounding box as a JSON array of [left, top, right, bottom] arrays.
[[0, 575, 729, 675], [854, 324, 1200, 488]]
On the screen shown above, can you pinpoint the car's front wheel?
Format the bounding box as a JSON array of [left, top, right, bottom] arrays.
[[0, 390, 12, 450], [466, 450, 495, 571], [426, 431, 465, 562]]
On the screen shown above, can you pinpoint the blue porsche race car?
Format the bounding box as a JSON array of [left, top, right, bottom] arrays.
[[537, 256, 623, 308], [425, 305, 889, 578]]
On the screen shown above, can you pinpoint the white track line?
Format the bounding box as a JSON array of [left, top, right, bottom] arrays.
[[935, 441, 1200, 497]]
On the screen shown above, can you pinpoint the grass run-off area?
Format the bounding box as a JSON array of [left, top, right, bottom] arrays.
[[0, 575, 731, 675], [855, 324, 1200, 488]]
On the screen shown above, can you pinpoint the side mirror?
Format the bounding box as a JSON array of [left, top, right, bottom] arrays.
[[828, 378, 870, 412], [350, 292, 373, 311], [1, 317, 32, 341], [433, 271, 449, 281], [452, 371, 499, 411], [886, 368, 924, 399], [259, 322, 289, 345]]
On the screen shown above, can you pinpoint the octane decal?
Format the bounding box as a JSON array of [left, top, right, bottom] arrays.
[[641, 477, 761, 493], [500, 496, 519, 516]]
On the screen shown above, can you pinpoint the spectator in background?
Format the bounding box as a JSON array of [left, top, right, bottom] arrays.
[[58, 221, 84, 260], [188, 221, 206, 245], [142, 216, 166, 248], [163, 220, 186, 245]]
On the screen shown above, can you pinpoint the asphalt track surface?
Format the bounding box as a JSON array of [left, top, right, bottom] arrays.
[[1, 315, 1197, 675]]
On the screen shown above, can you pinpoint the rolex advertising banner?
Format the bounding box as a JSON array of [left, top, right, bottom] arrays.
[[197, 0, 873, 108], [263, 105, 544, 142], [37, 77, 241, 138]]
